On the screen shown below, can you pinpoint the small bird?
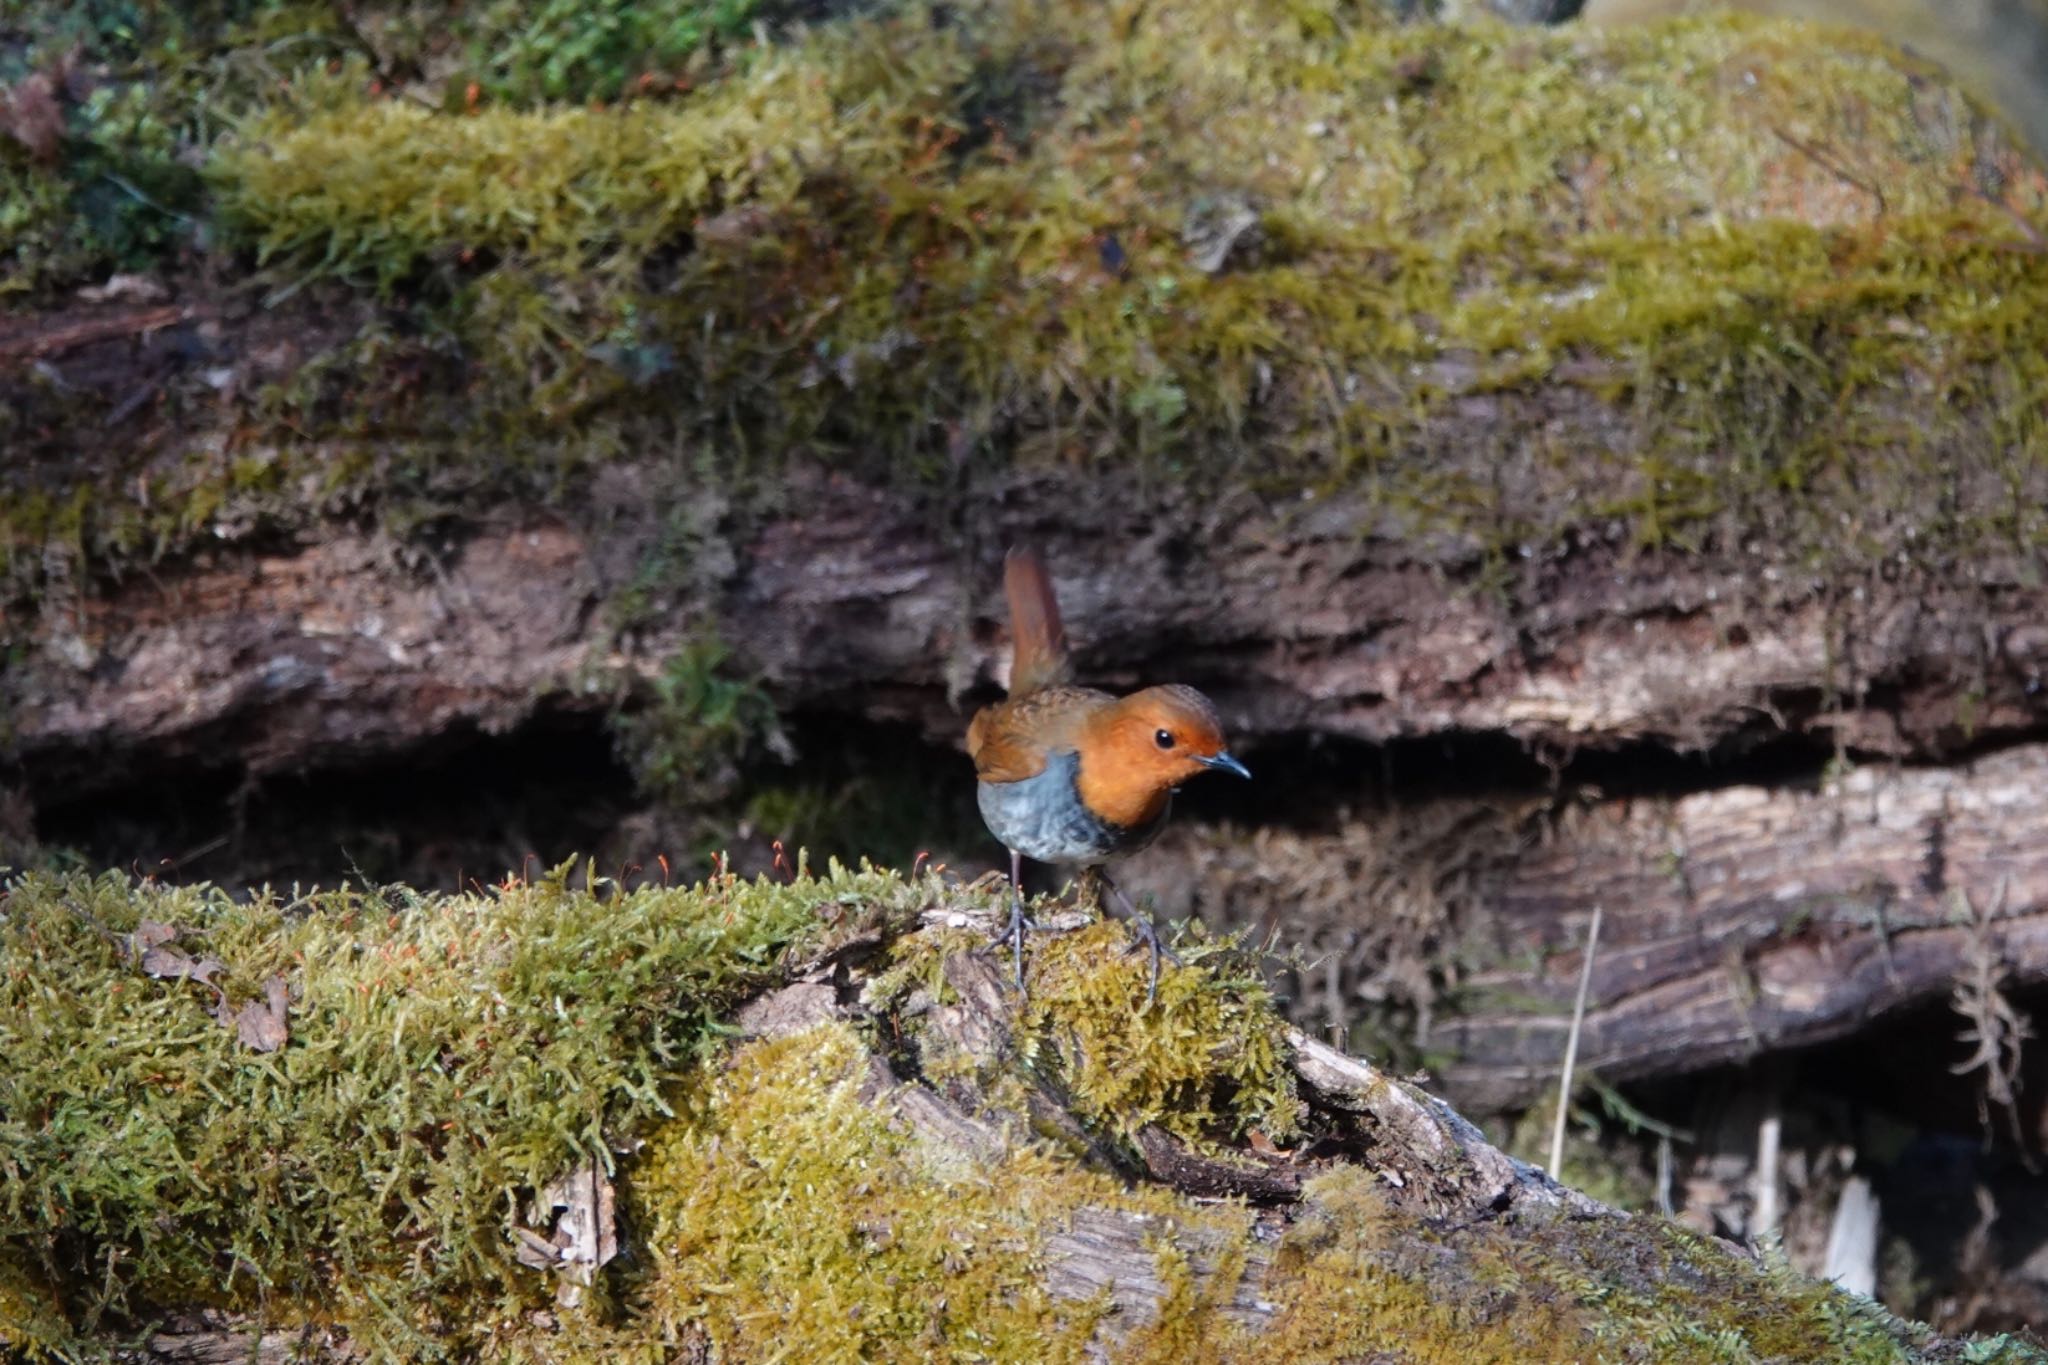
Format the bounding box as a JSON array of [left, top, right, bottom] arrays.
[[968, 546, 1250, 998]]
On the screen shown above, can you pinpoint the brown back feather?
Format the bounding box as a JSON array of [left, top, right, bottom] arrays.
[[968, 685, 1109, 783], [1002, 546, 1071, 696]]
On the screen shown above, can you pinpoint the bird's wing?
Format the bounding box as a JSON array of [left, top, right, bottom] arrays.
[[1003, 546, 1072, 696], [968, 686, 1106, 783]]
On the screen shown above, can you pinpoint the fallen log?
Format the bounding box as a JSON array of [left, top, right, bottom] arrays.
[[0, 866, 2001, 1361]]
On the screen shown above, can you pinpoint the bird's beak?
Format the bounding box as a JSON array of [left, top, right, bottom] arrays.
[[1197, 751, 1251, 780]]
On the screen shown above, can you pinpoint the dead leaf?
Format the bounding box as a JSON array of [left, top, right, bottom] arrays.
[[519, 1157, 619, 1307], [231, 974, 290, 1052], [1247, 1128, 1297, 1159], [1, 70, 65, 162], [131, 920, 178, 953], [141, 943, 224, 988]]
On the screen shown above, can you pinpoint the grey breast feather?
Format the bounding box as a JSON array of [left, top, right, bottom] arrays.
[[977, 747, 1170, 865]]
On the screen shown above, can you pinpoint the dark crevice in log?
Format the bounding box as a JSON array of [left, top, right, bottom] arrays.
[[1133, 1124, 1305, 1204], [28, 686, 2048, 893], [23, 708, 640, 889], [0, 712, 1516, 881]]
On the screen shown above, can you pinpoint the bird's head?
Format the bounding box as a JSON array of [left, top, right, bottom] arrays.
[[1076, 684, 1250, 827]]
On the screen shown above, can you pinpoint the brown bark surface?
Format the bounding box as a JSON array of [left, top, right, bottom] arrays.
[[1435, 744, 2048, 1110], [9, 471, 2046, 792]]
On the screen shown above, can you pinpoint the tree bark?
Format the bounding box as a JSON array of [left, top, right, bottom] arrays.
[[8, 472, 2048, 1125], [9, 471, 2046, 792], [1436, 743, 2048, 1110]]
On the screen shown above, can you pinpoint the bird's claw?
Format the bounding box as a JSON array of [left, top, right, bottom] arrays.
[[990, 893, 1035, 994], [1121, 915, 1182, 1007]]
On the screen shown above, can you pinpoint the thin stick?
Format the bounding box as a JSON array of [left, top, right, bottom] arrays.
[[1655, 1132, 1675, 1218], [1549, 904, 1602, 1179], [1753, 1105, 1783, 1242]]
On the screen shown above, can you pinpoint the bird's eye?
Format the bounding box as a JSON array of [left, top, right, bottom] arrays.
[[1154, 729, 1176, 749]]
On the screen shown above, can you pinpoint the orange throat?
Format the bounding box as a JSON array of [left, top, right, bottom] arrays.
[[1073, 755, 1171, 830], [1072, 715, 1177, 830]]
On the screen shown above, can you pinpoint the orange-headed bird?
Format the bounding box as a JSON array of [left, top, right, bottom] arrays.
[[968, 547, 1249, 997]]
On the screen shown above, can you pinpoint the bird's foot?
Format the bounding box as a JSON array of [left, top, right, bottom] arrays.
[[988, 892, 1035, 993], [1121, 913, 1184, 1008]]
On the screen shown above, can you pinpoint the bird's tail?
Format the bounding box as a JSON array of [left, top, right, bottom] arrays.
[[1003, 546, 1071, 695]]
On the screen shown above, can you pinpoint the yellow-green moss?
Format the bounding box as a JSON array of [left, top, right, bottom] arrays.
[[10, 0, 2047, 614], [1017, 919, 1305, 1144], [1, 863, 2029, 1362], [627, 1021, 1144, 1363], [214, 6, 2031, 271], [1216, 1167, 1592, 1365], [0, 859, 907, 1358]]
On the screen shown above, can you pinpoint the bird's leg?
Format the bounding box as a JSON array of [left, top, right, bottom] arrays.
[[1098, 868, 1182, 1006], [991, 847, 1033, 992]]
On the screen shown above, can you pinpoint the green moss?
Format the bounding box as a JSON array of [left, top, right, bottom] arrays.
[[611, 635, 785, 809], [1016, 919, 1305, 1145], [416, 0, 768, 105], [212, 7, 2027, 276], [0, 0, 341, 299], [0, 858, 895, 1358], [1, 862, 2032, 1361], [626, 1021, 1135, 1363], [0, 0, 789, 297], [1225, 1168, 1947, 1365], [6, 1, 2047, 615], [1210, 1167, 1591, 1365]]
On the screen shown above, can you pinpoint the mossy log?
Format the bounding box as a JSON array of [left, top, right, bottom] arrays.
[[3, 865, 2029, 1362], [12, 469, 2048, 780]]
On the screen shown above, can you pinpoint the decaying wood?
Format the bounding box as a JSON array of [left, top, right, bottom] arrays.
[[1125, 740, 2048, 1114], [893, 915, 1604, 1226], [0, 303, 203, 364], [9, 471, 2048, 1127], [140, 1314, 352, 1363], [515, 1157, 620, 1309], [1041, 1206, 1282, 1347], [724, 915, 1614, 1354], [7, 465, 2047, 800], [1432, 743, 2048, 1110]]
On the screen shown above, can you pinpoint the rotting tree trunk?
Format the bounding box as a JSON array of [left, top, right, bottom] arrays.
[[1436, 744, 2048, 1111], [1121, 741, 2048, 1113], [10, 470, 2048, 782]]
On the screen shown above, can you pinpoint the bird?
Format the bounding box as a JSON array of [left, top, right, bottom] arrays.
[[967, 546, 1250, 999]]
